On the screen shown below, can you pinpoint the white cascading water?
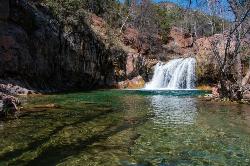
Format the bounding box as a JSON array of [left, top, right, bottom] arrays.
[[145, 57, 196, 90]]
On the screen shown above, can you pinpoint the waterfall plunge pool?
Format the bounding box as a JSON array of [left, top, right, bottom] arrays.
[[1, 90, 250, 166], [122, 88, 210, 97]]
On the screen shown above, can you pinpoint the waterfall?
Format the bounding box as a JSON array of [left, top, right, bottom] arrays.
[[145, 57, 196, 90]]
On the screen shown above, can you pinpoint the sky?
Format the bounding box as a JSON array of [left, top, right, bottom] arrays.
[[120, 0, 196, 7], [120, 0, 233, 20], [120, 0, 189, 6], [154, 0, 191, 6]]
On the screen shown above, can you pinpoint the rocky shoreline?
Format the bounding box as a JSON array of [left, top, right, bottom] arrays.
[[0, 83, 34, 119], [199, 86, 250, 105]]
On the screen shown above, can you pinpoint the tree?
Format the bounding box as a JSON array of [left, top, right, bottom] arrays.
[[209, 0, 250, 100], [119, 0, 135, 33]]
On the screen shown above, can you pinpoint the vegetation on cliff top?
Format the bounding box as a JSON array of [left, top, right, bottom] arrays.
[[42, 0, 121, 26], [42, 0, 227, 39]]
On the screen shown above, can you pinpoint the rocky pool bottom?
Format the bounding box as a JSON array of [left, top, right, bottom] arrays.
[[0, 90, 250, 166]]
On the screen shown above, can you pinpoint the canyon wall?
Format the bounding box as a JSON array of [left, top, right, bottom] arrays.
[[0, 0, 130, 91]]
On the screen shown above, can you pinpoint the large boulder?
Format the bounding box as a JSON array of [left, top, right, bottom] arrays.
[[117, 75, 145, 89], [127, 75, 145, 88]]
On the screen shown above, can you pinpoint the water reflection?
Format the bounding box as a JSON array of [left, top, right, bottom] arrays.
[[149, 95, 197, 125], [2, 90, 250, 165]]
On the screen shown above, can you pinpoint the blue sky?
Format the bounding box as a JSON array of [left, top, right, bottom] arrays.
[[154, 0, 190, 6], [120, 0, 233, 20], [119, 0, 231, 9], [120, 0, 188, 5], [120, 0, 195, 7]]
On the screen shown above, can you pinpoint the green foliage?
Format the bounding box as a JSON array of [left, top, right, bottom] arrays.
[[155, 4, 228, 42], [42, 0, 228, 41], [155, 6, 183, 43], [43, 0, 121, 26]]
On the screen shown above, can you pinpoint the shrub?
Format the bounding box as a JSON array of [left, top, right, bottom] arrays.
[[42, 0, 121, 26]]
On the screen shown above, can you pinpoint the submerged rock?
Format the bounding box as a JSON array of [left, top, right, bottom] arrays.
[[34, 103, 61, 109]]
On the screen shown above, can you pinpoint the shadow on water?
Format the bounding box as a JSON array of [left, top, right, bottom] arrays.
[[0, 107, 116, 163], [18, 114, 153, 166]]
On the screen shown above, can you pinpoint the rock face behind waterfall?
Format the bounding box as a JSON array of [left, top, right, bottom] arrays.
[[0, 0, 129, 91], [145, 58, 196, 89]]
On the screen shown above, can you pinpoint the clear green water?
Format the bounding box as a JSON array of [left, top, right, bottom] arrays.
[[1, 90, 250, 166]]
